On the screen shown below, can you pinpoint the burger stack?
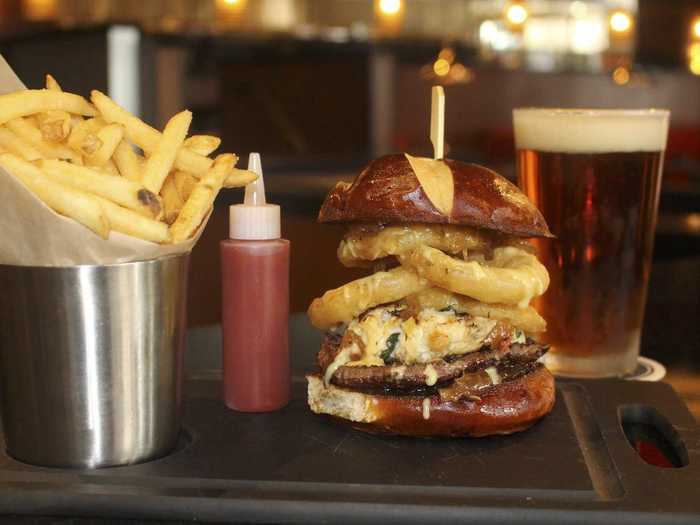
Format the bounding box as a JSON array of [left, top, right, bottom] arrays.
[[306, 154, 556, 437]]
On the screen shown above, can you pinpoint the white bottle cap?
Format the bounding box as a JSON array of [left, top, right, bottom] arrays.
[[229, 153, 281, 240]]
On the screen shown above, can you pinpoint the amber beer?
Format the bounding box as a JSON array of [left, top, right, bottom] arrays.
[[514, 109, 669, 377]]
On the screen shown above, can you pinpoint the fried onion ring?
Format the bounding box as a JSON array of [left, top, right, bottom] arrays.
[[308, 266, 429, 329], [398, 246, 549, 308], [338, 224, 489, 268], [406, 287, 547, 334]]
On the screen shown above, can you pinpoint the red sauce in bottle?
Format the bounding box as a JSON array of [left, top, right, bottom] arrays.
[[221, 239, 290, 411], [220, 153, 290, 412]]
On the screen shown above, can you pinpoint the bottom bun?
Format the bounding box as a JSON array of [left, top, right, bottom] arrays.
[[307, 365, 555, 437]]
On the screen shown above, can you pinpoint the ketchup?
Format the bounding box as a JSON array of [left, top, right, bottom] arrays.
[[220, 153, 290, 412]]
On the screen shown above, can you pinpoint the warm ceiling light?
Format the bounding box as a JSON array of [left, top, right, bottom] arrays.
[[686, 213, 700, 231], [22, 0, 56, 21], [690, 57, 700, 75], [505, 3, 529, 26], [612, 66, 630, 85], [688, 43, 700, 75], [217, 0, 245, 12], [609, 10, 632, 33], [433, 58, 451, 77], [692, 17, 700, 39], [378, 0, 402, 16]]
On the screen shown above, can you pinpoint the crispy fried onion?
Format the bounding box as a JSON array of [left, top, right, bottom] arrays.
[[338, 224, 489, 268], [399, 245, 549, 308], [308, 266, 429, 330], [406, 287, 546, 334]]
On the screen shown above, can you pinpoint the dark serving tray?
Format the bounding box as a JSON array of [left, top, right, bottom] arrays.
[[0, 321, 698, 524]]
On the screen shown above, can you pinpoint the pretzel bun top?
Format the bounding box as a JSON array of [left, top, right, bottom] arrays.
[[318, 154, 552, 238]]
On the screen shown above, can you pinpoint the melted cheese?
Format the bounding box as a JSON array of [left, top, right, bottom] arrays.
[[424, 364, 438, 386], [343, 306, 497, 366], [485, 366, 501, 385], [324, 347, 351, 387]]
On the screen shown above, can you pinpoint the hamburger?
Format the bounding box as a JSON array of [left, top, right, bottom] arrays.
[[306, 153, 555, 437]]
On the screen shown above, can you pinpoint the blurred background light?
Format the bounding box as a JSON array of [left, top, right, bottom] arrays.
[[692, 17, 700, 40], [569, 1, 587, 19], [612, 66, 630, 85], [609, 10, 632, 34], [571, 18, 608, 54], [688, 42, 700, 75], [378, 0, 401, 16], [216, 0, 246, 26], [438, 47, 456, 64], [433, 58, 450, 76], [504, 2, 529, 27], [21, 0, 56, 21], [524, 18, 568, 52], [261, 0, 296, 30], [479, 20, 499, 44]]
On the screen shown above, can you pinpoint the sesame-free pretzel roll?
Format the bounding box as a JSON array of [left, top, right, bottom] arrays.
[[319, 154, 552, 238]]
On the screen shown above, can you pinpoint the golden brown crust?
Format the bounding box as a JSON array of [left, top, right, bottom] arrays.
[[314, 365, 555, 437], [318, 154, 552, 238]]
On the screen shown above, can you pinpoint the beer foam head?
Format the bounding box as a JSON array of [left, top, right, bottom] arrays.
[[513, 109, 669, 153]]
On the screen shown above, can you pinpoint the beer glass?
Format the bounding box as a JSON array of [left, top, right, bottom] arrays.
[[513, 109, 669, 377]]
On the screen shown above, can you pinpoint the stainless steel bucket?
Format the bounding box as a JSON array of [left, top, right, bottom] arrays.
[[0, 253, 189, 468]]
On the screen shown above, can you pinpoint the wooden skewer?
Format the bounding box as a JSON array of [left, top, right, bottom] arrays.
[[430, 85, 445, 160]]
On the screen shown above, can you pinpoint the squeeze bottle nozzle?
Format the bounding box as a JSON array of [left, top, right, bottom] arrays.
[[244, 153, 266, 206], [228, 153, 280, 240]]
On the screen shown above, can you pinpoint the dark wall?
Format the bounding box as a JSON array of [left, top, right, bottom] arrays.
[[0, 28, 108, 94], [219, 53, 369, 159], [637, 0, 700, 67]]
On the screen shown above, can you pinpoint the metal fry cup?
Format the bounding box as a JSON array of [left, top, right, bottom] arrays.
[[0, 253, 189, 468]]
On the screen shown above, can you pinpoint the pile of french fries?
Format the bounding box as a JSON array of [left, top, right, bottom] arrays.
[[0, 75, 256, 244]]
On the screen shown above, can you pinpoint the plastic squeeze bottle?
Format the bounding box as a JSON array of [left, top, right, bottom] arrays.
[[221, 153, 290, 412]]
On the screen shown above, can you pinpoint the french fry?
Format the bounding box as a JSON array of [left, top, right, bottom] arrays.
[[102, 159, 120, 177], [183, 135, 221, 156], [170, 154, 235, 242], [94, 196, 172, 244], [0, 127, 42, 161], [0, 90, 96, 124], [0, 77, 250, 243], [41, 75, 77, 142], [5, 117, 79, 161], [113, 140, 143, 182], [173, 170, 198, 201], [45, 74, 62, 91], [42, 75, 70, 142], [37, 111, 72, 142], [160, 173, 184, 224], [81, 133, 101, 154], [0, 153, 110, 238], [91, 90, 212, 175], [67, 117, 106, 152], [141, 110, 192, 194], [40, 159, 162, 219], [84, 123, 123, 166], [224, 168, 257, 188]]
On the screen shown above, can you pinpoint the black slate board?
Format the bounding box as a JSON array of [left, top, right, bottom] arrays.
[[0, 323, 698, 524]]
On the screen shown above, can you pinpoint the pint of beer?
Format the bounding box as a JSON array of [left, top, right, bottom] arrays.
[[513, 109, 669, 377]]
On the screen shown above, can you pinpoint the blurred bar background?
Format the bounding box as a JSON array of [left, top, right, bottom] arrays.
[[0, 0, 698, 411]]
